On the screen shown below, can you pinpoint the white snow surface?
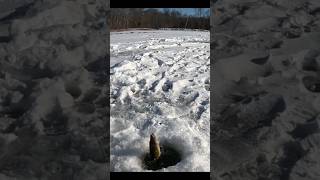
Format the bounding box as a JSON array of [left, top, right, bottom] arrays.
[[110, 30, 210, 172]]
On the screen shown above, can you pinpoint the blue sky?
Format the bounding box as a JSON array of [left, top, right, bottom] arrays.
[[156, 8, 210, 17]]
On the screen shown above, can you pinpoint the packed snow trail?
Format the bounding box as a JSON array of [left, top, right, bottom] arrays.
[[110, 30, 210, 172]]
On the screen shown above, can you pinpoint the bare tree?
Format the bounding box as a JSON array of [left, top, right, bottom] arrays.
[[196, 8, 203, 18]]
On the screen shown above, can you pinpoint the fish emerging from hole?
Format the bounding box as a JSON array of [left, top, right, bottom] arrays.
[[149, 133, 161, 160]]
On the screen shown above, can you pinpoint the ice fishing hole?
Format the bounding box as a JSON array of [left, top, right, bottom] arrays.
[[142, 142, 182, 170]]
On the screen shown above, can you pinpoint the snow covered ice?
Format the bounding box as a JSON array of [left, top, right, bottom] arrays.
[[110, 30, 210, 172]]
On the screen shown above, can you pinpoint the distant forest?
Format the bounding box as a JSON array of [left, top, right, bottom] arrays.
[[108, 8, 210, 30]]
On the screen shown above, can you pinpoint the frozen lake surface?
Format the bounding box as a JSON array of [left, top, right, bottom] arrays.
[[110, 30, 210, 172]]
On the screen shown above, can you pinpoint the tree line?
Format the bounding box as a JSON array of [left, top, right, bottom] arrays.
[[108, 8, 210, 30]]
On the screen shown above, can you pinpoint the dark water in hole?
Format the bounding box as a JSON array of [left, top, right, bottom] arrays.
[[142, 144, 182, 170]]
